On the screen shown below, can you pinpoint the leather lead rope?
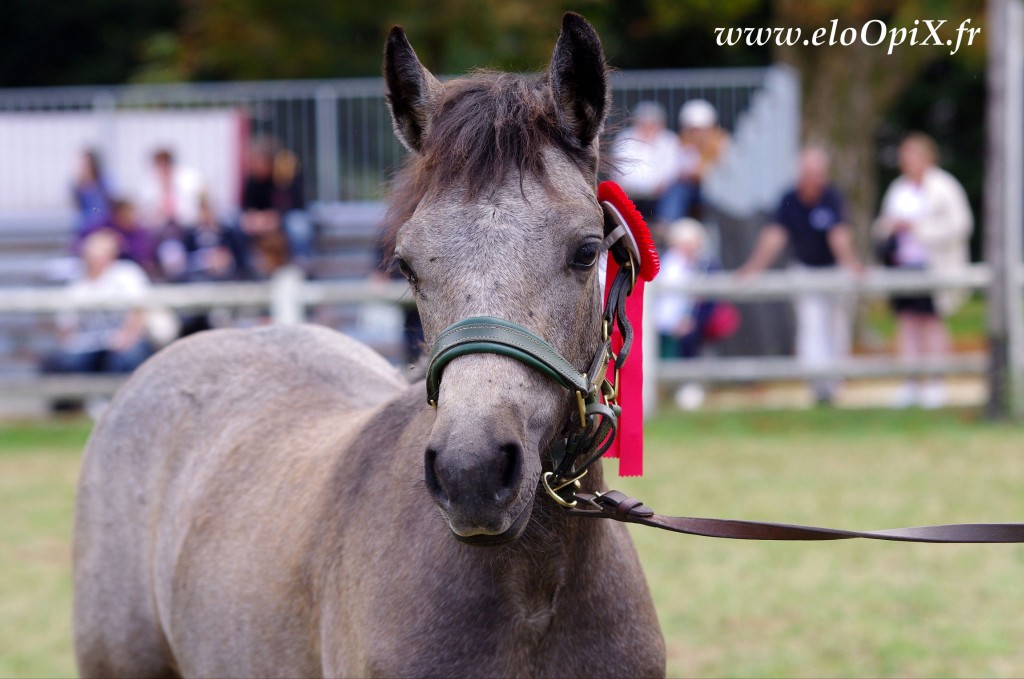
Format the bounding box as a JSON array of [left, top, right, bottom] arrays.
[[567, 490, 1024, 543]]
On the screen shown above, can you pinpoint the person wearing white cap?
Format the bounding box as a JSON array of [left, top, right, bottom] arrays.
[[656, 99, 729, 224]]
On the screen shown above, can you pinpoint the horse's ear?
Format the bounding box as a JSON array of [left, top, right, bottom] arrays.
[[384, 26, 443, 153], [549, 13, 609, 148]]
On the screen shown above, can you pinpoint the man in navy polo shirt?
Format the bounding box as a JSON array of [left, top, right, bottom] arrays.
[[737, 147, 863, 405]]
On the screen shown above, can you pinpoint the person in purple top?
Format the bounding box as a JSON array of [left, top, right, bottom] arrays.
[[73, 199, 158, 278], [71, 148, 112, 238]]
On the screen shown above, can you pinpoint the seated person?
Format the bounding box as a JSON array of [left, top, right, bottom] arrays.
[[181, 197, 246, 283], [239, 142, 292, 276], [273, 148, 314, 270], [71, 148, 112, 239], [42, 230, 153, 375], [74, 199, 158, 277], [173, 197, 251, 337]]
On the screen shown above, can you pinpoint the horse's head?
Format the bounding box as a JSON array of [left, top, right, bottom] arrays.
[[384, 13, 610, 545]]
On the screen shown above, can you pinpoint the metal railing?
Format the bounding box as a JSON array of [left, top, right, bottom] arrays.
[[0, 66, 793, 214]]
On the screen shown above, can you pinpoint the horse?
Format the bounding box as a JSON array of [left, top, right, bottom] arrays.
[[72, 13, 665, 678]]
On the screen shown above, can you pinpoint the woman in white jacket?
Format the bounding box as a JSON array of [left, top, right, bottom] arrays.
[[874, 133, 973, 408]]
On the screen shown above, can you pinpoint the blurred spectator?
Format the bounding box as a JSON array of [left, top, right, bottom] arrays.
[[656, 219, 713, 411], [74, 199, 158, 277], [171, 196, 249, 337], [137, 147, 206, 232], [737, 147, 863, 406], [239, 140, 302, 276], [656, 218, 711, 360], [656, 218, 740, 411], [657, 100, 729, 223], [874, 133, 973, 409], [181, 196, 246, 282], [273, 148, 315, 270], [71, 148, 112, 238], [42, 230, 152, 376], [610, 102, 678, 223], [137, 147, 207, 280], [109, 200, 157, 273]]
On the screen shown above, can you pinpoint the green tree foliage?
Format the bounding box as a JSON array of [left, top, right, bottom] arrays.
[[0, 0, 768, 84], [146, 0, 766, 80]]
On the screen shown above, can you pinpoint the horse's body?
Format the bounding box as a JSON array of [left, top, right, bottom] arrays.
[[74, 14, 664, 678]]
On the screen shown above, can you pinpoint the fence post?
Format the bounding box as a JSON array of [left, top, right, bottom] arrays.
[[270, 266, 305, 325], [92, 91, 118, 186], [985, 0, 1024, 419], [315, 86, 340, 203]]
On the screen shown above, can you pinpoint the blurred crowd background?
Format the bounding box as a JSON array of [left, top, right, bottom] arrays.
[[1, 0, 1015, 416]]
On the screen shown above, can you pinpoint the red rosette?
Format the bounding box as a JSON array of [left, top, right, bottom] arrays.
[[597, 181, 660, 282]]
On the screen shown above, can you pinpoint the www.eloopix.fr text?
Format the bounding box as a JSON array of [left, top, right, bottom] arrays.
[[715, 19, 981, 56]]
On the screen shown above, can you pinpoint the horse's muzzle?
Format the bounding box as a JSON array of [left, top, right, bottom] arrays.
[[424, 433, 533, 542]]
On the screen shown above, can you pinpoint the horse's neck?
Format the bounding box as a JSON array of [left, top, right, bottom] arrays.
[[493, 460, 610, 599]]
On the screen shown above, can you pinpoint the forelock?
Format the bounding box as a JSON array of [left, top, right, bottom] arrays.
[[381, 70, 604, 263]]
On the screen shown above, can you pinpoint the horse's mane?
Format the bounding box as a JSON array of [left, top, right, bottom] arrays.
[[381, 70, 609, 264]]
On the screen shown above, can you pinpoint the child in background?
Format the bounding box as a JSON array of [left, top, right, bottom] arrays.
[[655, 218, 714, 410], [655, 218, 709, 360]]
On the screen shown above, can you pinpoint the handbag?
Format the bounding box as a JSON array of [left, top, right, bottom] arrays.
[[702, 301, 740, 342]]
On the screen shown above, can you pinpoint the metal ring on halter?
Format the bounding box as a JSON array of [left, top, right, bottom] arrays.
[[542, 470, 587, 508]]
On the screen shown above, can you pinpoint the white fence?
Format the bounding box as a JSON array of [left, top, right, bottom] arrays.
[[0, 265, 1002, 402]]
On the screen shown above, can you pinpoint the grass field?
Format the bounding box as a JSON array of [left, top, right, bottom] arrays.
[[1, 409, 1023, 678]]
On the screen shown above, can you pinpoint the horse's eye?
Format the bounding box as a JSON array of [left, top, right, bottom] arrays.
[[395, 257, 417, 283], [569, 241, 601, 270]]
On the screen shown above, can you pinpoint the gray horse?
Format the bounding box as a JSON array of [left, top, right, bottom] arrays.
[[73, 13, 665, 678]]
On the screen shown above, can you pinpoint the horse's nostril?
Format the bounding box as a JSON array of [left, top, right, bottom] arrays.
[[496, 442, 522, 498], [424, 447, 445, 501]]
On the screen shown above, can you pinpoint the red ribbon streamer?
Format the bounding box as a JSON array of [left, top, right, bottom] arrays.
[[602, 257, 646, 477]]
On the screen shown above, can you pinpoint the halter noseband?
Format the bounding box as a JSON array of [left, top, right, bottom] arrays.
[[425, 211, 641, 507]]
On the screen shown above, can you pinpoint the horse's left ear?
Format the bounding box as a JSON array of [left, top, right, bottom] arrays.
[[549, 12, 609, 148]]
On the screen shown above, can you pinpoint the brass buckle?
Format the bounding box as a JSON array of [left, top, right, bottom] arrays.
[[575, 390, 587, 431], [542, 470, 587, 508], [601, 376, 617, 406]]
